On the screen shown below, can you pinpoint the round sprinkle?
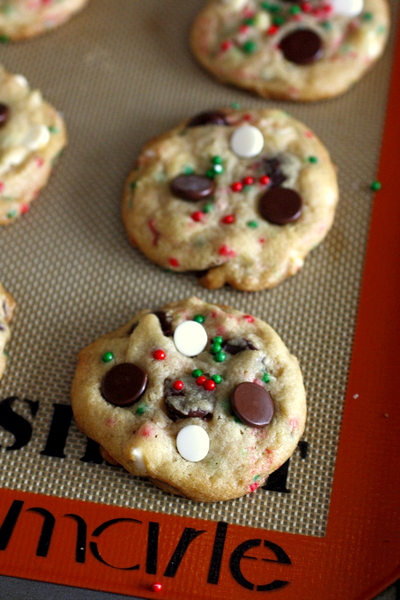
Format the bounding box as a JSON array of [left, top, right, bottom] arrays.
[[193, 314, 205, 323], [231, 382, 274, 427], [202, 202, 213, 213], [262, 372, 271, 383], [204, 379, 216, 391], [259, 187, 302, 225], [170, 174, 215, 201], [153, 349, 166, 360], [191, 210, 204, 222], [168, 257, 180, 268], [242, 176, 255, 186], [173, 321, 208, 357], [213, 336, 223, 344], [231, 181, 244, 192], [136, 406, 146, 415], [212, 155, 223, 165], [242, 40, 257, 54], [101, 352, 114, 363], [211, 342, 222, 354], [211, 374, 223, 384], [196, 375, 207, 386], [230, 125, 264, 158], [173, 380, 185, 391], [308, 155, 318, 163], [279, 29, 323, 65], [151, 582, 163, 592], [101, 363, 148, 407], [192, 369, 203, 378], [370, 180, 382, 191], [214, 351, 226, 363], [221, 214, 235, 224], [176, 425, 210, 462], [212, 163, 224, 174]]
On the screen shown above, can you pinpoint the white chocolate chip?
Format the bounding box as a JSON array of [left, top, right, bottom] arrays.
[[230, 124, 264, 158], [220, 0, 247, 9], [176, 425, 210, 462], [131, 448, 146, 472], [254, 11, 271, 31], [14, 74, 29, 88], [27, 90, 43, 110], [0, 146, 28, 175], [173, 320, 208, 357], [23, 124, 50, 150], [331, 0, 363, 17]]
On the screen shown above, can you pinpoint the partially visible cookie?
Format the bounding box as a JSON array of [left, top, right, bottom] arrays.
[[0, 283, 15, 381], [0, 66, 67, 224], [0, 0, 89, 41], [122, 107, 338, 291], [71, 297, 306, 502], [190, 0, 390, 101]]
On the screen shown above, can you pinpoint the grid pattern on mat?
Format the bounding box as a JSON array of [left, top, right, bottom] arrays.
[[0, 0, 397, 537]]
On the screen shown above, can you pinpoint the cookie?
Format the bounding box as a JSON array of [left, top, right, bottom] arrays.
[[0, 0, 89, 41], [122, 107, 339, 291], [190, 0, 390, 101], [71, 297, 306, 502], [0, 66, 67, 225], [0, 283, 15, 381]]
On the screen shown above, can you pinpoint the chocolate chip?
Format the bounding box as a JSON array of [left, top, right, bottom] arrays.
[[153, 311, 172, 336], [0, 103, 9, 128], [260, 157, 287, 188], [170, 174, 215, 201], [164, 380, 214, 421], [258, 187, 302, 225], [231, 382, 274, 428], [187, 110, 229, 128], [222, 338, 257, 355], [101, 363, 147, 407], [279, 29, 323, 65]]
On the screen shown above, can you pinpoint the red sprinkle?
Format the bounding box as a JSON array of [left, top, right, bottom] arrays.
[[153, 349, 166, 360], [36, 157, 44, 167], [242, 176, 254, 186], [173, 380, 184, 391], [301, 1, 313, 12], [218, 245, 236, 257], [220, 40, 233, 51], [249, 482, 259, 493], [243, 314, 254, 323], [243, 113, 252, 121], [204, 379, 216, 391], [239, 24, 249, 34], [221, 214, 235, 224], [231, 181, 243, 192], [267, 25, 279, 35], [196, 375, 207, 386], [151, 583, 162, 592], [169, 257, 180, 267], [20, 204, 30, 214], [191, 211, 204, 222], [0, 182, 4, 192], [259, 175, 271, 186]]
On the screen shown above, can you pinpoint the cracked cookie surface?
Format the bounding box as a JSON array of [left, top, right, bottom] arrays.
[[122, 107, 338, 291], [71, 297, 306, 502]]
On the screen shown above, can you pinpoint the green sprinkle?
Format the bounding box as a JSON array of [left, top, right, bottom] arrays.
[[231, 102, 241, 109], [213, 336, 223, 344], [212, 155, 223, 165], [212, 163, 224, 175], [273, 15, 285, 25], [362, 12, 373, 21], [0, 35, 10, 43], [129, 181, 137, 190], [247, 220, 258, 228], [102, 352, 114, 363], [308, 156, 318, 164], [211, 374, 223, 384], [289, 5, 301, 14], [211, 342, 222, 354], [262, 372, 271, 383], [321, 20, 332, 30], [202, 203, 213, 213], [243, 185, 252, 192], [206, 168, 215, 178], [370, 180, 381, 191], [214, 351, 226, 363], [183, 166, 194, 174], [243, 17, 255, 26], [253, 474, 260, 481], [6, 210, 17, 219], [193, 314, 205, 324], [242, 40, 257, 54], [192, 369, 203, 378], [48, 125, 59, 134], [136, 406, 146, 415]]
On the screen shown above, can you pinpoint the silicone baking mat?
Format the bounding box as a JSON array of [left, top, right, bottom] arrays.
[[0, 1, 399, 599]]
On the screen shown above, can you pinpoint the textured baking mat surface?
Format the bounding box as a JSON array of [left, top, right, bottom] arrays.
[[0, 0, 397, 538]]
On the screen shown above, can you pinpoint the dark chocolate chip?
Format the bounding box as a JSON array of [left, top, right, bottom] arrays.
[[0, 103, 9, 128], [170, 174, 215, 201], [231, 382, 274, 428], [279, 29, 323, 65], [187, 110, 229, 128], [222, 338, 257, 355], [258, 187, 302, 225], [101, 363, 147, 407], [153, 311, 172, 336], [261, 157, 287, 188]]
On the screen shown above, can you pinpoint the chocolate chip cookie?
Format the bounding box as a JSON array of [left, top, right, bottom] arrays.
[[71, 297, 306, 502], [0, 283, 15, 381], [190, 0, 390, 101], [0, 66, 67, 225], [122, 107, 339, 291], [0, 0, 89, 41]]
